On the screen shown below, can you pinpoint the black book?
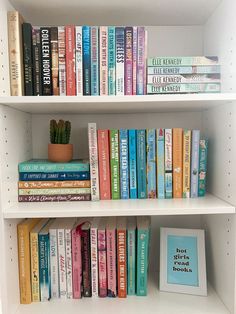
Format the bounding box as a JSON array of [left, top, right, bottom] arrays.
[[22, 23, 34, 95], [40, 27, 52, 95], [81, 226, 92, 297], [32, 27, 42, 95]]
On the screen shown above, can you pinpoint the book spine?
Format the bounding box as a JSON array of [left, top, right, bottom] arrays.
[[39, 234, 50, 301], [19, 162, 89, 173], [132, 26, 137, 95], [157, 129, 165, 199], [198, 139, 208, 197], [100, 26, 108, 95], [18, 194, 91, 202], [7, 11, 24, 95], [119, 129, 129, 199], [191, 130, 200, 197], [147, 65, 221, 75], [91, 26, 99, 95], [32, 27, 42, 95], [136, 228, 149, 296], [98, 130, 111, 200], [57, 229, 67, 299], [137, 129, 146, 199], [129, 129, 137, 199], [50, 27, 59, 95], [88, 123, 100, 201], [110, 129, 120, 199], [90, 226, 98, 297], [147, 83, 221, 94], [58, 26, 66, 95], [18, 180, 91, 189], [147, 129, 156, 198], [183, 130, 191, 198], [165, 129, 173, 198], [108, 26, 116, 95], [148, 56, 219, 67], [106, 229, 117, 297], [81, 229, 92, 297], [19, 187, 91, 195], [125, 27, 133, 95], [49, 229, 59, 299], [72, 229, 82, 299], [137, 27, 145, 95], [75, 26, 83, 96], [98, 229, 107, 297], [147, 73, 221, 84], [30, 231, 40, 302], [19, 171, 90, 181], [116, 27, 125, 95], [144, 30, 147, 95], [65, 228, 73, 299], [127, 229, 136, 295], [173, 128, 183, 198], [65, 26, 76, 95], [40, 27, 52, 95], [117, 229, 127, 298], [22, 23, 33, 95], [83, 26, 91, 95]]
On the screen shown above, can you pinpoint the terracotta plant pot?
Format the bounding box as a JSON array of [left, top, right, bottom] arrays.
[[48, 144, 73, 163]]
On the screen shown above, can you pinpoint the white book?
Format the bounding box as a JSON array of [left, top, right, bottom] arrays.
[[90, 217, 100, 297], [49, 220, 60, 299], [116, 27, 125, 95], [58, 26, 66, 96], [75, 26, 83, 96], [65, 226, 73, 299], [57, 227, 67, 299]]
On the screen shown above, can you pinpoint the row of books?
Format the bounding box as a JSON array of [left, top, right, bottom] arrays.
[[17, 216, 150, 304], [147, 56, 221, 94], [8, 11, 147, 97], [88, 123, 208, 201], [18, 159, 91, 202]]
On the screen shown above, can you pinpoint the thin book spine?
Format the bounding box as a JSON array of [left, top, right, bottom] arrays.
[[50, 27, 59, 95], [91, 26, 99, 95], [22, 23, 33, 95], [127, 218, 136, 295], [75, 26, 83, 96], [98, 225, 107, 297], [129, 129, 137, 199], [81, 229, 92, 297], [19, 171, 90, 181], [65, 25, 76, 95], [39, 232, 50, 301], [110, 129, 120, 199], [198, 139, 208, 197], [83, 26, 91, 95], [58, 26, 66, 95], [90, 222, 99, 297], [115, 27, 125, 95], [147, 65, 221, 75], [72, 227, 82, 299], [32, 27, 42, 95], [132, 26, 137, 95], [49, 228, 59, 299], [108, 26, 116, 95], [57, 228, 67, 299], [117, 218, 127, 298], [65, 228, 73, 299], [137, 27, 145, 95], [18, 187, 91, 195], [125, 27, 133, 95], [191, 130, 200, 197], [147, 56, 219, 67], [100, 26, 108, 95], [157, 128, 165, 199], [19, 194, 91, 202], [183, 130, 191, 198], [40, 27, 52, 95], [137, 129, 147, 199], [147, 129, 156, 198], [173, 128, 183, 198], [18, 160, 90, 172], [147, 73, 221, 84], [106, 218, 117, 297], [165, 129, 173, 199], [119, 129, 129, 199], [147, 83, 221, 94], [18, 180, 90, 189]]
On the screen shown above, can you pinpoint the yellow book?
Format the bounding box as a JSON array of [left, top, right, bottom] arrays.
[[173, 128, 183, 198], [183, 130, 192, 198], [18, 218, 41, 304]]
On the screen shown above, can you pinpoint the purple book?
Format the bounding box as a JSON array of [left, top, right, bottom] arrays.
[[137, 27, 145, 95], [132, 26, 137, 95], [125, 27, 133, 95]]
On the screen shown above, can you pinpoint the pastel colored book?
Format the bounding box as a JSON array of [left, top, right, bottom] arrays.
[[72, 220, 83, 299], [81, 220, 92, 297], [51, 27, 59, 96], [129, 129, 137, 199], [117, 217, 127, 298], [108, 26, 116, 95], [82, 26, 91, 95], [127, 217, 136, 295], [191, 130, 200, 198], [183, 130, 192, 198], [165, 129, 173, 199], [198, 139, 208, 197], [110, 129, 120, 199], [32, 26, 42, 95], [18, 194, 91, 202], [157, 128, 165, 199], [18, 180, 91, 189], [22, 23, 33, 95], [49, 219, 60, 299], [106, 217, 117, 297], [90, 217, 100, 297], [100, 26, 108, 95], [148, 56, 219, 67], [40, 27, 52, 95], [137, 129, 147, 199], [19, 171, 90, 181], [173, 128, 183, 198], [132, 26, 137, 95], [119, 129, 129, 199], [58, 26, 66, 96], [146, 129, 156, 199], [75, 26, 83, 96], [125, 27, 133, 95], [115, 27, 125, 95], [18, 187, 91, 196], [98, 218, 107, 297], [91, 26, 99, 95], [137, 27, 145, 95], [147, 65, 221, 75], [147, 83, 221, 94], [147, 73, 221, 84], [65, 25, 76, 95]]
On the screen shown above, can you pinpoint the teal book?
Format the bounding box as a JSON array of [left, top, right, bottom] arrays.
[[137, 129, 146, 199], [91, 26, 99, 95], [127, 217, 136, 295], [198, 139, 208, 197], [147, 129, 156, 198], [119, 129, 129, 199], [108, 26, 116, 95], [129, 129, 137, 199], [136, 216, 150, 296]]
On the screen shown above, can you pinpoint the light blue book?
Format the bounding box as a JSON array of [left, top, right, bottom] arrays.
[[137, 130, 146, 199], [108, 27, 116, 95], [157, 129, 165, 199], [127, 217, 136, 295], [91, 26, 99, 95], [164, 129, 172, 199], [191, 130, 200, 197], [147, 129, 156, 198], [198, 139, 208, 197], [119, 129, 129, 199], [129, 129, 137, 199]]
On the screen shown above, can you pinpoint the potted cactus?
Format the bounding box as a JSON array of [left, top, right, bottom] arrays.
[[48, 119, 73, 162]]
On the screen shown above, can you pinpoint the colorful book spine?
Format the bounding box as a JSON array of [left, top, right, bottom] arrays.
[[100, 26, 108, 95], [116, 27, 125, 95], [191, 130, 200, 198], [82, 26, 91, 95], [91, 26, 99, 95], [144, 30, 147, 95], [173, 128, 183, 198], [183, 130, 191, 198], [148, 56, 219, 67], [30, 232, 40, 302], [147, 73, 221, 84], [110, 129, 120, 199], [19, 187, 91, 196], [146, 129, 156, 198], [117, 219, 127, 298], [22, 23, 33, 95], [132, 26, 137, 95], [19, 171, 90, 181], [97, 130, 111, 200], [198, 139, 208, 197], [147, 83, 221, 94], [165, 129, 172, 199], [18, 180, 90, 189], [18, 194, 91, 202], [32, 27, 42, 95], [81, 229, 92, 297], [58, 26, 66, 96], [19, 160, 90, 172], [65, 228, 73, 299], [98, 226, 107, 297], [50, 27, 59, 95], [137, 129, 146, 199], [90, 221, 99, 297], [129, 129, 137, 199], [119, 129, 129, 199], [65, 25, 76, 95], [75, 26, 83, 96], [40, 27, 52, 95], [137, 27, 145, 95], [108, 26, 116, 95], [88, 123, 100, 201], [147, 65, 221, 75], [157, 128, 165, 199], [57, 228, 67, 299], [125, 27, 133, 95], [72, 227, 82, 299], [106, 218, 117, 297], [49, 227, 59, 299], [127, 218, 136, 295], [39, 232, 50, 301]]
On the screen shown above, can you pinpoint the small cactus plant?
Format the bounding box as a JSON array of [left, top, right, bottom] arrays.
[[50, 119, 71, 144]]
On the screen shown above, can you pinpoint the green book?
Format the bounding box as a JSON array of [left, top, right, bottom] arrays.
[[127, 217, 136, 295], [110, 129, 120, 199], [198, 139, 208, 197]]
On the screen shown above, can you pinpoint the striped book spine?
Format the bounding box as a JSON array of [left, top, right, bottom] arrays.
[[75, 26, 83, 96], [157, 129, 165, 199], [125, 27, 133, 95], [147, 129, 156, 198], [165, 129, 173, 199], [183, 130, 191, 198], [100, 26, 108, 95], [58, 26, 66, 95], [198, 139, 208, 197], [72, 227, 82, 299], [98, 224, 107, 297], [137, 27, 145, 95], [65, 25, 76, 95], [129, 129, 137, 199], [110, 129, 120, 199], [116, 27, 125, 95], [119, 129, 129, 199], [91, 26, 99, 95], [82, 26, 91, 95], [132, 26, 137, 95], [57, 228, 67, 299], [108, 27, 116, 95], [50, 27, 59, 95], [173, 128, 183, 198], [90, 219, 99, 297], [137, 129, 146, 199], [191, 130, 200, 197]]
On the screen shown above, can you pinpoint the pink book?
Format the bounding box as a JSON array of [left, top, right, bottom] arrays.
[[137, 27, 145, 95], [125, 27, 133, 95], [106, 217, 117, 297], [72, 222, 82, 299], [132, 26, 137, 95], [99, 26, 108, 95], [65, 25, 76, 95], [98, 218, 107, 297]]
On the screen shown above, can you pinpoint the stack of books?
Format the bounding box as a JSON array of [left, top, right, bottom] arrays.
[[18, 159, 91, 202], [8, 11, 147, 96], [88, 123, 208, 200], [147, 56, 221, 94], [17, 216, 150, 303]]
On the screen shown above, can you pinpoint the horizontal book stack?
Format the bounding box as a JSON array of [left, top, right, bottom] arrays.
[[147, 56, 221, 94], [17, 216, 150, 303], [89, 124, 208, 200], [7, 11, 147, 96], [18, 159, 91, 202]]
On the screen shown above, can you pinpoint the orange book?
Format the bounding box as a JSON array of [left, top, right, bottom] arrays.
[[117, 217, 127, 298], [173, 128, 183, 198]]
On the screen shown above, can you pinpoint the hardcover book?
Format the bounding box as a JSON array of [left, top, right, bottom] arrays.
[[22, 23, 33, 95], [147, 73, 221, 84], [106, 217, 117, 297], [147, 83, 221, 94], [40, 27, 52, 95], [117, 217, 127, 298], [165, 129, 173, 199], [19, 171, 90, 181], [147, 129, 156, 198], [18, 180, 91, 189], [100, 26, 108, 95], [191, 130, 200, 198], [65, 25, 76, 95], [110, 129, 120, 199], [75, 26, 83, 96], [116, 27, 125, 95], [19, 187, 91, 196], [173, 128, 183, 198], [90, 218, 100, 297], [137, 27, 145, 95], [147, 65, 221, 75], [198, 139, 208, 197], [183, 130, 191, 198], [137, 129, 147, 199], [148, 56, 219, 67], [91, 26, 99, 95], [98, 218, 107, 297], [132, 26, 137, 95], [72, 220, 83, 299], [127, 217, 136, 295], [125, 27, 133, 95], [129, 129, 137, 199], [83, 26, 91, 95], [50, 27, 59, 95], [157, 128, 165, 199], [58, 26, 66, 96], [119, 129, 129, 199], [108, 26, 116, 95], [81, 221, 92, 297], [32, 27, 42, 95]]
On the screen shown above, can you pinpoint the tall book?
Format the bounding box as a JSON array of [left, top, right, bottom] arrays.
[[110, 129, 120, 199], [17, 218, 41, 304], [91, 26, 99, 95], [127, 217, 136, 295], [90, 218, 100, 297], [183, 130, 191, 198], [115, 27, 125, 95], [198, 139, 208, 197], [165, 129, 173, 199], [157, 128, 165, 199], [82, 26, 91, 95], [65, 25, 76, 95], [32, 27, 42, 95], [40, 27, 52, 95], [136, 216, 150, 296], [49, 219, 60, 299], [129, 129, 137, 199], [106, 217, 117, 297], [81, 220, 92, 297], [137, 27, 145, 95], [58, 26, 66, 96], [125, 27, 133, 95], [108, 26, 116, 95], [72, 220, 83, 299], [191, 130, 200, 198], [137, 129, 146, 199], [22, 23, 33, 95], [75, 26, 83, 96], [119, 129, 129, 199], [100, 26, 108, 95], [147, 129, 156, 198], [132, 26, 137, 95], [98, 130, 111, 200], [173, 128, 183, 198], [98, 218, 107, 297], [7, 11, 24, 96], [50, 27, 59, 95], [117, 217, 127, 298], [57, 221, 67, 299], [88, 123, 100, 201]]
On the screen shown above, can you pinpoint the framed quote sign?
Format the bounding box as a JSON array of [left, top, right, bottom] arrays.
[[160, 228, 207, 296]]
